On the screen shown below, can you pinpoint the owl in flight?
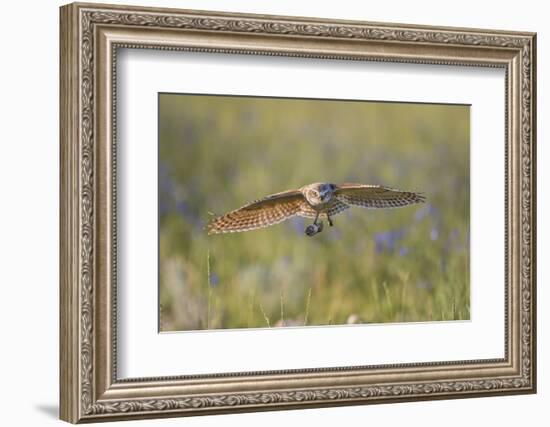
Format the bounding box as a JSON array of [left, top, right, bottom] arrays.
[[208, 182, 425, 236]]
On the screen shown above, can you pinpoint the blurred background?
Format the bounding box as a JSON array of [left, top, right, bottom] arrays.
[[158, 93, 470, 331]]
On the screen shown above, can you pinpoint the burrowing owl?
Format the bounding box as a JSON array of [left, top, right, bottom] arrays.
[[207, 183, 424, 236]]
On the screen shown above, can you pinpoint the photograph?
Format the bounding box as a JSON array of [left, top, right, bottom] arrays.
[[158, 93, 470, 331]]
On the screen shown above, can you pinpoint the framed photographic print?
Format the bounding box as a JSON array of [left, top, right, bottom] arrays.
[[59, 2, 537, 423]]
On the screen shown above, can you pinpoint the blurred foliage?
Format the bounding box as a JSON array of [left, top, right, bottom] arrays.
[[158, 94, 470, 331]]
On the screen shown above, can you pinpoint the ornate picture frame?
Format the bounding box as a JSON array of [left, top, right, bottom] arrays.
[[60, 2, 536, 423]]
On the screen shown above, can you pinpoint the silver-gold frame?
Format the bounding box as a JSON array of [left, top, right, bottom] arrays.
[[60, 2, 537, 423]]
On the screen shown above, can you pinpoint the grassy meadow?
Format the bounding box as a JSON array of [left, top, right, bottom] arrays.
[[158, 93, 470, 331]]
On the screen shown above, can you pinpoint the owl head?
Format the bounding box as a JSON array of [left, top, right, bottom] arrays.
[[304, 183, 336, 205]]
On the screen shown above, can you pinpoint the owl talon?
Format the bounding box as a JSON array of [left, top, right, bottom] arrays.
[[305, 225, 317, 236], [305, 222, 323, 236]]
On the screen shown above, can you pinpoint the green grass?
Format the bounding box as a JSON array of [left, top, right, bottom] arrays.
[[158, 94, 470, 331]]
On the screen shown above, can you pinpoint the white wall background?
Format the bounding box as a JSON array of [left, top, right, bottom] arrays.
[[0, 0, 545, 426]]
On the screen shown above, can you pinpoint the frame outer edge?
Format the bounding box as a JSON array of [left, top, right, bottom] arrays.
[[59, 2, 537, 422], [529, 33, 536, 393], [60, 3, 80, 424]]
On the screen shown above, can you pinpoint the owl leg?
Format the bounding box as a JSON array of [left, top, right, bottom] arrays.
[[313, 213, 320, 225], [327, 214, 334, 227]]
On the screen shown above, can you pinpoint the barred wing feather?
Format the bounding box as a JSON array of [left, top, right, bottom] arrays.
[[335, 183, 425, 209], [208, 190, 305, 234]]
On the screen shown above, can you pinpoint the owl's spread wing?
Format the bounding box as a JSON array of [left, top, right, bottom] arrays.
[[335, 183, 425, 209], [208, 189, 308, 234]]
